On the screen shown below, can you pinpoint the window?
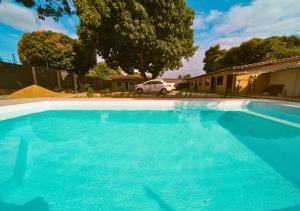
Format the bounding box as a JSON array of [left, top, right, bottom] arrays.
[[129, 82, 134, 85], [199, 79, 202, 86], [145, 80, 163, 85], [217, 76, 223, 86], [144, 81, 154, 85], [117, 82, 122, 86], [205, 78, 210, 86]]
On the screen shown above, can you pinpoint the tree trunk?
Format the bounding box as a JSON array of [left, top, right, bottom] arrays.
[[151, 72, 159, 79], [141, 72, 148, 81]]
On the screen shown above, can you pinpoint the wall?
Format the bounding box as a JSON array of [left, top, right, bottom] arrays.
[[189, 73, 228, 94], [189, 77, 211, 92], [269, 68, 300, 96], [236, 73, 270, 95], [0, 61, 110, 92], [255, 73, 270, 94], [0, 62, 33, 89], [112, 80, 143, 91]]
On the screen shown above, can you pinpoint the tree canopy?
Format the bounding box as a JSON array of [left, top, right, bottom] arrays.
[[14, 0, 74, 21], [17, 30, 96, 74], [75, 0, 197, 79], [203, 44, 226, 73], [203, 36, 300, 73], [14, 0, 197, 78], [87, 61, 123, 79]]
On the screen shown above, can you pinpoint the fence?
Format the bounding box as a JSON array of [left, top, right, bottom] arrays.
[[0, 62, 111, 91]]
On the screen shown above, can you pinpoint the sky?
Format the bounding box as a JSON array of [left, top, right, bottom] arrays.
[[0, 0, 300, 77]]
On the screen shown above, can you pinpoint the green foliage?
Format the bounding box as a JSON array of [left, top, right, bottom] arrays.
[[87, 62, 123, 79], [15, 0, 74, 21], [83, 84, 94, 97], [18, 31, 74, 70], [75, 0, 197, 79], [73, 40, 97, 75], [100, 88, 110, 94], [203, 44, 226, 73], [203, 36, 300, 73], [17, 30, 96, 74]]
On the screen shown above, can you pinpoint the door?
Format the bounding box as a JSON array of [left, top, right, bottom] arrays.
[[226, 75, 233, 93], [143, 81, 152, 93], [210, 77, 216, 93], [151, 81, 164, 93]]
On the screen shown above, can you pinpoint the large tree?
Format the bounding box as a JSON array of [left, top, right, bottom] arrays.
[[18, 30, 96, 74], [14, 0, 74, 21], [203, 44, 226, 73], [75, 0, 197, 79], [73, 39, 97, 75], [203, 36, 300, 73], [13, 0, 197, 79]]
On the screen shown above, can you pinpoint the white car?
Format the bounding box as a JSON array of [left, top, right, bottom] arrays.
[[135, 79, 175, 94]]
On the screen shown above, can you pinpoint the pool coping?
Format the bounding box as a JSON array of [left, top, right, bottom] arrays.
[[0, 99, 247, 120], [0, 98, 300, 126], [1, 97, 300, 107]]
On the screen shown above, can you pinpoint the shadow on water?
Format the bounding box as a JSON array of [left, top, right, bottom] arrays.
[[144, 186, 175, 211], [217, 111, 300, 189], [0, 139, 29, 208], [0, 197, 49, 211], [12, 138, 29, 185], [0, 138, 49, 211], [271, 204, 300, 211], [0, 138, 29, 199]]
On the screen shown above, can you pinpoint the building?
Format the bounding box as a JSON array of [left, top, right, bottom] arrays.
[[187, 56, 300, 97], [158, 78, 184, 84], [110, 75, 145, 91]]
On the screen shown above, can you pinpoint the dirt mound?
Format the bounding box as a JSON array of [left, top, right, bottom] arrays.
[[8, 85, 63, 98]]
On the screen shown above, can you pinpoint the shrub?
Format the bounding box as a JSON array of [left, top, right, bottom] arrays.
[[83, 84, 94, 97]]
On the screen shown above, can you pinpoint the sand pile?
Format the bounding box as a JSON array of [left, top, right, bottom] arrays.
[[8, 85, 63, 98]]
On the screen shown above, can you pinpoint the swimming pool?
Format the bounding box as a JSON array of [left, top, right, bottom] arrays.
[[0, 100, 300, 210]]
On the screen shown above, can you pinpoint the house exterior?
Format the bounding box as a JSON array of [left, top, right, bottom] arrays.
[[110, 75, 145, 91], [187, 56, 300, 97], [158, 78, 184, 84]]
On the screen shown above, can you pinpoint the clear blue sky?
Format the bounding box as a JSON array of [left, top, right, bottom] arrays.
[[0, 0, 299, 76]]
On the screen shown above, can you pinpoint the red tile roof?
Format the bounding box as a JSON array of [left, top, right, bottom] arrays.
[[188, 55, 300, 80], [231, 55, 300, 70]]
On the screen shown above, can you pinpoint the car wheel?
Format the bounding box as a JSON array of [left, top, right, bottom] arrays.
[[161, 88, 167, 95], [137, 88, 143, 94]]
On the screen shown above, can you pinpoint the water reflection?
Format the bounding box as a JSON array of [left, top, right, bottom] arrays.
[[218, 111, 300, 188]]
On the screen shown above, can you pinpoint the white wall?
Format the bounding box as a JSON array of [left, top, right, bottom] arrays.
[[269, 68, 300, 97]]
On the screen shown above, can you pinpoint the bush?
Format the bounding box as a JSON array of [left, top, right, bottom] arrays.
[[101, 88, 110, 94], [83, 84, 94, 97]]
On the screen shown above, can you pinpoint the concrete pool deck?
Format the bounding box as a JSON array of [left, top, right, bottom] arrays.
[[1, 97, 300, 107]]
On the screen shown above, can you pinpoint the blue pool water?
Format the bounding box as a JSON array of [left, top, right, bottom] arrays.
[[0, 103, 300, 210], [246, 101, 300, 124]]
